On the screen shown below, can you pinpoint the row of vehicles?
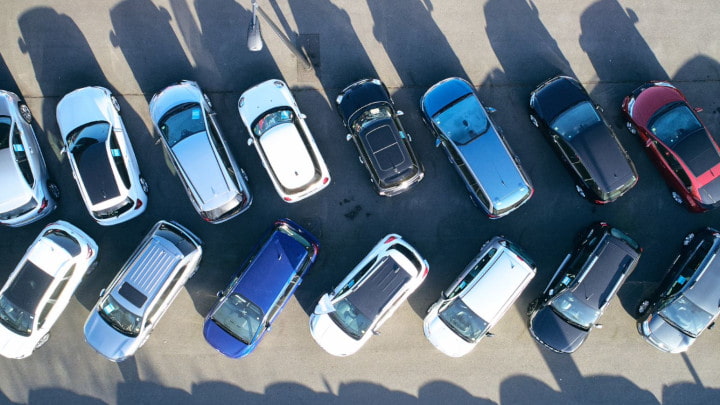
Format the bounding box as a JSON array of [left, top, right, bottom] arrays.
[[1, 218, 719, 360], [3, 75, 720, 228]]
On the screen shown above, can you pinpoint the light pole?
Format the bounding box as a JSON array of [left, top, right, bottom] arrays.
[[247, 0, 313, 70]]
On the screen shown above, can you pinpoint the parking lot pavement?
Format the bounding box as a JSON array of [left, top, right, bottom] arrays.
[[1, 1, 720, 403]]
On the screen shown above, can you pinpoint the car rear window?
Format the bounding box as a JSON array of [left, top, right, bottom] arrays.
[[44, 229, 81, 257]]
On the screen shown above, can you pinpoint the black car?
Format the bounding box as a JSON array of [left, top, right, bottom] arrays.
[[527, 222, 642, 353], [336, 79, 424, 196], [637, 228, 720, 353], [529, 76, 638, 203]]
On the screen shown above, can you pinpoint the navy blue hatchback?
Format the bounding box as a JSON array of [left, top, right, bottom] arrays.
[[203, 219, 319, 358]]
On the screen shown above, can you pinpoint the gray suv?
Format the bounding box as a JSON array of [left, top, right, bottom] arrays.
[[83, 220, 202, 362]]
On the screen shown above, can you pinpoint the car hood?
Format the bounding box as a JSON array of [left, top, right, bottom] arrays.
[[309, 313, 365, 357], [0, 326, 35, 359], [172, 132, 234, 208], [530, 306, 589, 353], [421, 78, 473, 118], [238, 80, 293, 128], [83, 312, 139, 361], [57, 87, 113, 136], [202, 317, 256, 359], [0, 149, 33, 211], [642, 315, 694, 353], [338, 81, 388, 123], [423, 309, 476, 358]]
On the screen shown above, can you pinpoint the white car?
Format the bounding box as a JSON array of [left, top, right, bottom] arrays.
[[309, 234, 428, 356], [57, 86, 147, 225], [238, 79, 331, 203], [0, 221, 98, 359], [150, 81, 252, 223], [0, 90, 59, 227], [423, 237, 536, 357]]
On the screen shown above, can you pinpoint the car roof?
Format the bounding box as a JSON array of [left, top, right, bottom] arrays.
[[347, 253, 412, 320], [462, 250, 534, 321], [568, 124, 636, 193], [232, 231, 310, 312], [259, 123, 316, 191], [570, 236, 638, 309], [73, 136, 122, 205], [4, 261, 53, 313], [361, 120, 415, 182]]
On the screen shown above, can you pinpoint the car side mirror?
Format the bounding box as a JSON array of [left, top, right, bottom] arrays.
[[548, 288, 555, 296], [595, 104, 604, 113], [708, 322, 715, 330], [396, 110, 404, 116], [372, 330, 381, 336], [594, 323, 603, 329], [694, 107, 704, 113], [434, 138, 441, 148], [486, 332, 495, 337], [99, 288, 105, 297], [485, 107, 497, 114], [216, 290, 224, 298], [300, 113, 307, 120], [346, 134, 352, 142], [247, 138, 254, 146]]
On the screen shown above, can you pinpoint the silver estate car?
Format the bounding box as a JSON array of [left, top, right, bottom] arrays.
[[83, 220, 202, 362], [150, 81, 252, 223], [57, 87, 148, 225], [0, 90, 58, 227]]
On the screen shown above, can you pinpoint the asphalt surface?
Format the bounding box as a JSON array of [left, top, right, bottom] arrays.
[[1, 1, 720, 404]]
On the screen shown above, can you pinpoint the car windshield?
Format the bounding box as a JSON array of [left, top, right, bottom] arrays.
[[649, 104, 703, 146], [329, 297, 372, 340], [550, 101, 602, 140], [0, 295, 33, 336], [550, 291, 600, 329], [351, 106, 392, 134], [159, 103, 206, 147], [659, 295, 713, 337], [439, 298, 489, 343], [68, 122, 110, 154], [0, 116, 11, 149], [432, 95, 490, 145], [211, 293, 264, 345], [253, 109, 294, 137], [98, 295, 142, 337]]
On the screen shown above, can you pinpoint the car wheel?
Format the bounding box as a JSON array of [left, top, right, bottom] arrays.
[[637, 300, 650, 316], [575, 185, 586, 198], [626, 121, 637, 135], [527, 298, 540, 317], [111, 96, 121, 112], [35, 333, 50, 349], [529, 114, 539, 128], [203, 93, 213, 109], [671, 191, 683, 205], [47, 181, 60, 200], [139, 177, 149, 194], [19, 104, 32, 123]]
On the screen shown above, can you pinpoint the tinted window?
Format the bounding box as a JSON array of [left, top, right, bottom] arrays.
[[650, 104, 702, 146], [550, 101, 601, 140], [159, 103, 205, 147], [44, 229, 81, 257], [328, 297, 371, 340], [351, 106, 391, 134], [659, 295, 712, 337], [432, 95, 490, 145], [210, 293, 264, 344], [109, 132, 131, 189], [253, 108, 293, 137], [439, 298, 488, 342]]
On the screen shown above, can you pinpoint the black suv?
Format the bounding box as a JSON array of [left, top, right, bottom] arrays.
[[637, 228, 720, 353], [336, 79, 424, 196], [528, 222, 642, 353]]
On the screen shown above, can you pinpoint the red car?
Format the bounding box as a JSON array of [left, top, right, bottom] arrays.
[[623, 82, 720, 212]]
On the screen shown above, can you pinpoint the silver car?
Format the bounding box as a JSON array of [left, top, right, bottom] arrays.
[[57, 86, 147, 225], [83, 220, 202, 362], [150, 81, 252, 223], [0, 90, 58, 227]]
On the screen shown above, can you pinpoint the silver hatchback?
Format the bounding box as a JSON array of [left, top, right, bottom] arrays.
[[0, 90, 58, 226]]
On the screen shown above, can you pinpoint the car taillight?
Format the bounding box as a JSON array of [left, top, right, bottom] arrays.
[[37, 198, 48, 213], [313, 244, 319, 257], [384, 235, 397, 244], [202, 216, 213, 222], [594, 199, 609, 205], [322, 177, 329, 185], [421, 266, 429, 280], [134, 199, 143, 210], [284, 196, 292, 202]]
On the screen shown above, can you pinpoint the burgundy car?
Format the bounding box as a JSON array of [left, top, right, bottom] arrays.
[[622, 82, 720, 212]]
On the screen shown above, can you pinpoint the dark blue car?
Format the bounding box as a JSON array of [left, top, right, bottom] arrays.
[[203, 219, 319, 358]]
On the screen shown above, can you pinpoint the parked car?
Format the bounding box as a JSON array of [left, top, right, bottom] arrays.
[[336, 78, 424, 196], [0, 221, 98, 359], [420, 77, 533, 218], [637, 228, 720, 353], [57, 86, 147, 225], [527, 222, 641, 353], [203, 219, 319, 358], [83, 220, 202, 362], [309, 234, 428, 356], [238, 79, 330, 202], [529, 76, 638, 203], [0, 90, 58, 227], [424, 237, 536, 357], [150, 81, 252, 223], [622, 81, 720, 212]]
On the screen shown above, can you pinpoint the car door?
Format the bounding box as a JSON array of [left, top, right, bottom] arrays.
[[552, 134, 592, 184]]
